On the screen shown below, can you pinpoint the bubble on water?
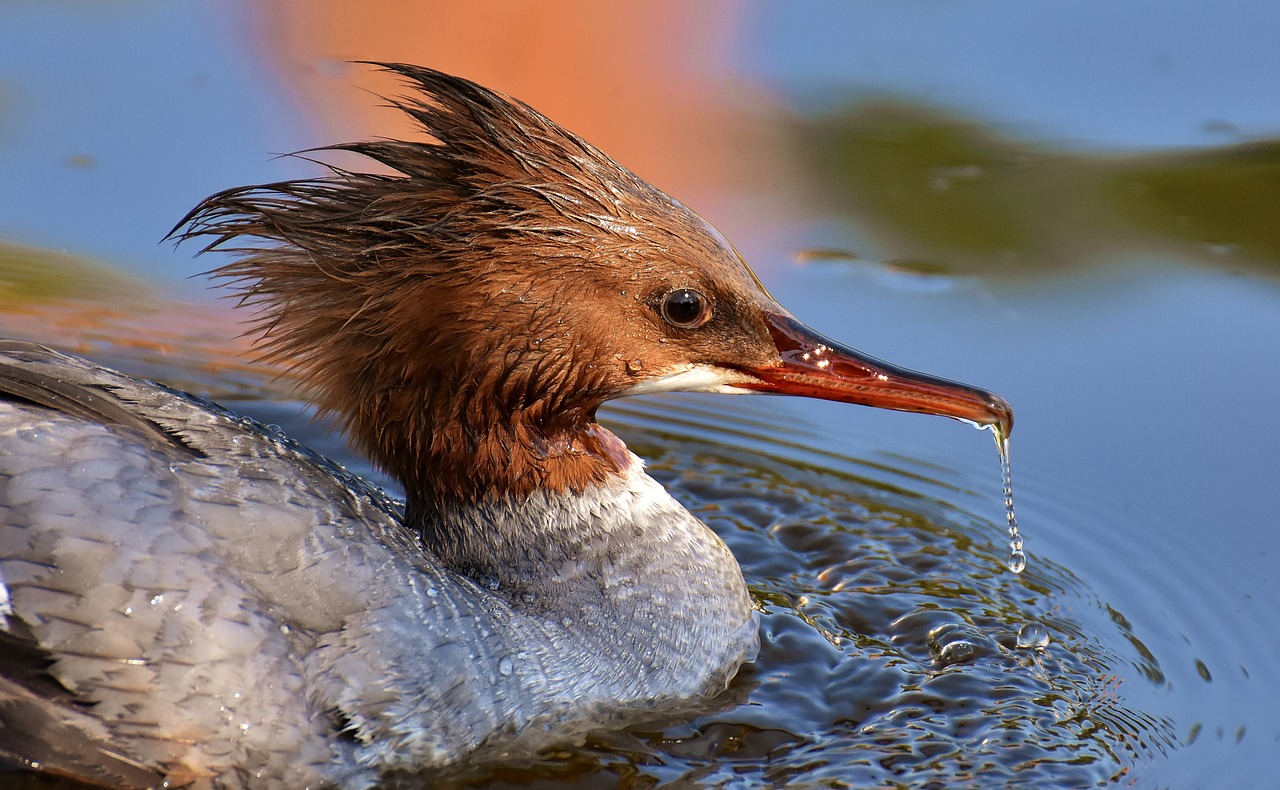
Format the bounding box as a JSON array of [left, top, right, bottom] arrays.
[[928, 623, 983, 667], [937, 639, 977, 667], [1016, 622, 1050, 650]]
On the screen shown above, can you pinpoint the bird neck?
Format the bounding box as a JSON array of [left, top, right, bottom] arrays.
[[409, 441, 749, 623]]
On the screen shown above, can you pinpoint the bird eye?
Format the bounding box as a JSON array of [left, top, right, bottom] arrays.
[[660, 288, 712, 329]]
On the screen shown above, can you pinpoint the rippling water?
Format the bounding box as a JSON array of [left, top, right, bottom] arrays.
[[5, 3, 1280, 786], [0, 339, 1199, 788], [217, 394, 1176, 788], [429, 399, 1171, 788]]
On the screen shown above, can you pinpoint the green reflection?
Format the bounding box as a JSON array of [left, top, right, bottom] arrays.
[[1113, 141, 1280, 268], [0, 240, 144, 304], [800, 100, 1280, 278]]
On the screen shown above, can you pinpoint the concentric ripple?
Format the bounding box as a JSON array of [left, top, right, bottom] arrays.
[[416, 396, 1179, 788]]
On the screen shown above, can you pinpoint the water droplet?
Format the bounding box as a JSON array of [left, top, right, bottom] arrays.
[[927, 623, 983, 666], [1016, 622, 1050, 650], [425, 586, 438, 598], [498, 656, 514, 676], [624, 359, 644, 375], [937, 639, 977, 667], [991, 425, 1027, 573]]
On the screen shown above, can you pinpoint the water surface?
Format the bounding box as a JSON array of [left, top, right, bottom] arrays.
[[3, 2, 1279, 787]]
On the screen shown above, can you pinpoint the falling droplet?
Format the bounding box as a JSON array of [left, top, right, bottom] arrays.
[[991, 424, 1026, 573]]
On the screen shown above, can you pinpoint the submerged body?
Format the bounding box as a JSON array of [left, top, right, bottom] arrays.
[[0, 344, 755, 787], [0, 66, 1010, 788]]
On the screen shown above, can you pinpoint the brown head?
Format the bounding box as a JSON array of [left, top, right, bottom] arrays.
[[176, 63, 1010, 530]]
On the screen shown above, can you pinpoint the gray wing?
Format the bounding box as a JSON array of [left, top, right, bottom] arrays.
[[0, 341, 380, 787], [0, 626, 166, 789], [0, 342, 656, 786], [0, 340, 201, 460], [0, 343, 187, 787]]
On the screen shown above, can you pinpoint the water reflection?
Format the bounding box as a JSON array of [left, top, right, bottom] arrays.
[[798, 100, 1280, 278], [0, 242, 273, 402], [397, 398, 1177, 787], [2, 1, 1275, 782], [0, 240, 141, 304]]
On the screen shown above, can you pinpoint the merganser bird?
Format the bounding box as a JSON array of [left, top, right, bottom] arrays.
[[0, 64, 1011, 789]]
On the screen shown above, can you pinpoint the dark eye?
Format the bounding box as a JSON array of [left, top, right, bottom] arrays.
[[660, 288, 711, 329]]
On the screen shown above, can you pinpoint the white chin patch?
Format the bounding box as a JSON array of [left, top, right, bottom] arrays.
[[617, 365, 756, 397]]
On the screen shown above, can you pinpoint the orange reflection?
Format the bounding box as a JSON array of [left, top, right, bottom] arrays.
[[248, 1, 794, 247]]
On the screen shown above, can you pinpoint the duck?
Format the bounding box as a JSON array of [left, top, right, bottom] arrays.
[[0, 64, 1012, 789]]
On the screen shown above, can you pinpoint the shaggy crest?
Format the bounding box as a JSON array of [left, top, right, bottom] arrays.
[[174, 63, 747, 536]]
